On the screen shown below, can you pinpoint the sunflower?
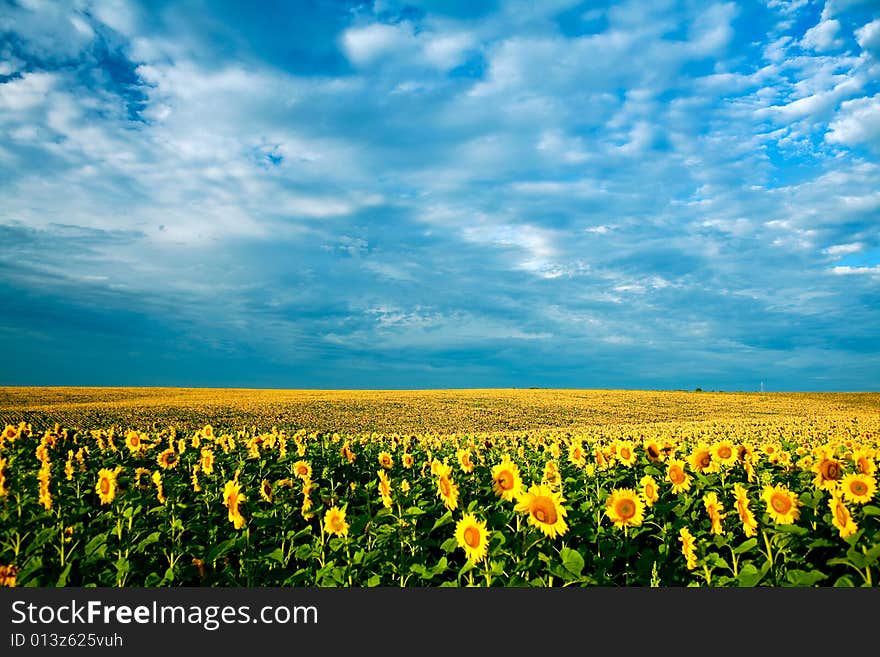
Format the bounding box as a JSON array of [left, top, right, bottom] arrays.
[[568, 441, 587, 468], [702, 491, 725, 535], [491, 456, 523, 502], [402, 452, 414, 468], [64, 451, 74, 481], [124, 430, 143, 454], [95, 467, 121, 505], [639, 474, 659, 507], [152, 471, 166, 504], [133, 467, 151, 489], [259, 479, 273, 503], [454, 513, 489, 564], [733, 483, 758, 537], [666, 459, 692, 494], [157, 447, 179, 470], [293, 460, 313, 481], [839, 473, 876, 505], [378, 451, 394, 469], [761, 484, 800, 525], [515, 484, 568, 539], [615, 440, 637, 467], [199, 448, 215, 475], [688, 444, 716, 474], [643, 438, 664, 463], [457, 448, 475, 474], [812, 454, 843, 492], [711, 440, 737, 468], [828, 494, 858, 539], [223, 478, 246, 530], [605, 488, 645, 529], [201, 424, 214, 440], [541, 460, 561, 489], [340, 442, 356, 463], [377, 469, 393, 508], [324, 506, 350, 538], [436, 474, 459, 511], [678, 527, 698, 570], [851, 448, 876, 477]]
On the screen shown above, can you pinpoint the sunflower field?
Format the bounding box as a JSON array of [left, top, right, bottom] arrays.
[[1, 402, 879, 588]]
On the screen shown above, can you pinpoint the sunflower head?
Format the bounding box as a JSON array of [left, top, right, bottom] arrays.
[[828, 494, 858, 539], [761, 484, 800, 525], [514, 484, 569, 539], [666, 459, 692, 494], [640, 474, 659, 506], [454, 513, 489, 563], [491, 457, 522, 502], [324, 506, 350, 538], [839, 473, 876, 505], [157, 448, 179, 470], [605, 488, 645, 529], [259, 479, 273, 503]]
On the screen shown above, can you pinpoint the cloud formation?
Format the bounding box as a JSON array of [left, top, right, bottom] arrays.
[[1, 0, 878, 390]]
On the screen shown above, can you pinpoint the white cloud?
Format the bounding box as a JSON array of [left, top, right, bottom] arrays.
[[823, 242, 864, 256], [830, 265, 880, 274], [341, 22, 414, 66], [0, 71, 55, 111], [826, 94, 880, 148], [855, 19, 880, 54], [801, 19, 843, 52]]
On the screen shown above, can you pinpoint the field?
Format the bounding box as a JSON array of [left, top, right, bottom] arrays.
[[1, 387, 879, 587]]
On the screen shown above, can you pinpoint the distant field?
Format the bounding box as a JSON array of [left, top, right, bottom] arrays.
[[1, 387, 879, 434], [2, 386, 880, 587]]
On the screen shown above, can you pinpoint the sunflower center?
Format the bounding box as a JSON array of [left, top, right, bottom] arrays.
[[699, 454, 711, 468], [850, 481, 868, 496], [669, 466, 685, 484], [647, 445, 659, 459], [531, 496, 558, 525], [463, 526, 481, 548], [616, 499, 636, 519], [620, 448, 631, 460], [834, 502, 849, 525], [100, 479, 111, 495], [645, 483, 656, 499], [497, 470, 514, 490], [439, 477, 451, 497], [771, 493, 790, 513], [821, 460, 841, 480], [718, 446, 732, 459]]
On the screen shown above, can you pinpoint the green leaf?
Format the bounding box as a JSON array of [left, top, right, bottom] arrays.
[[785, 569, 827, 586], [737, 563, 762, 587], [731, 537, 757, 554], [404, 506, 425, 516], [440, 537, 457, 553], [559, 547, 584, 576], [56, 563, 72, 587], [265, 548, 286, 566], [431, 510, 453, 532], [83, 534, 107, 560], [861, 505, 880, 517], [366, 574, 381, 587], [206, 538, 237, 563], [136, 532, 161, 553]]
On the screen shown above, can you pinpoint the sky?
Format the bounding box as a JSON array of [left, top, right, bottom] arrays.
[[0, 0, 878, 391]]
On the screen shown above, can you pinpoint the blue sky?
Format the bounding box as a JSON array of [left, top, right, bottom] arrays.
[[1, 0, 878, 391]]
